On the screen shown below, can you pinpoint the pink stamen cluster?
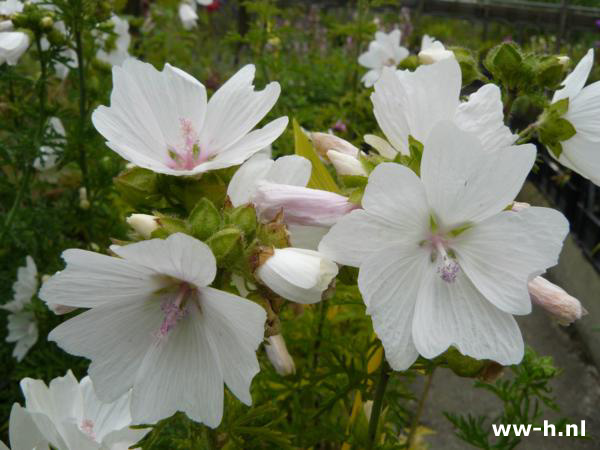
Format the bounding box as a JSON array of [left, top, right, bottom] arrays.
[[80, 419, 96, 439], [429, 233, 460, 284], [167, 118, 203, 170], [156, 283, 191, 340]]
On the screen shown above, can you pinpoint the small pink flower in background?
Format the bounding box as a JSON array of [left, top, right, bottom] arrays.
[[332, 119, 347, 133]]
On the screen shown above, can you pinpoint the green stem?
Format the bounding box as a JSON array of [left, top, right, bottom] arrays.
[[407, 369, 435, 449], [367, 359, 390, 450], [516, 122, 537, 144], [312, 300, 328, 369], [1, 35, 48, 243], [74, 18, 90, 203]]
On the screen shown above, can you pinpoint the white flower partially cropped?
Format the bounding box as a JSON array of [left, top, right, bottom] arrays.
[[551, 48, 600, 185], [358, 29, 408, 87], [179, 1, 198, 30], [92, 59, 287, 176], [0, 31, 29, 65], [418, 35, 454, 65], [369, 58, 517, 157], [16, 370, 149, 450], [40, 233, 267, 426], [34, 117, 66, 183], [319, 121, 569, 369], [256, 247, 338, 304], [227, 153, 331, 249], [96, 15, 131, 67], [1, 256, 38, 361]]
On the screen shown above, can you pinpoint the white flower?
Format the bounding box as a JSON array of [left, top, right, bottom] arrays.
[[1, 256, 38, 361], [33, 117, 66, 183], [227, 153, 331, 249], [126, 213, 160, 238], [0, 403, 49, 450], [17, 370, 149, 449], [550, 48, 600, 185], [418, 35, 454, 65], [370, 59, 517, 156], [358, 29, 408, 87], [265, 334, 296, 376], [40, 233, 267, 426], [0, 31, 29, 65], [0, 0, 23, 15], [256, 247, 338, 304], [326, 149, 367, 176], [179, 2, 198, 30], [92, 59, 287, 176], [319, 121, 568, 369], [528, 276, 586, 326], [96, 15, 131, 67]]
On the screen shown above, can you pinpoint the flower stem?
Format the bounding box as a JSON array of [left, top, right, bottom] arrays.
[[74, 14, 90, 205], [516, 122, 538, 144], [367, 359, 390, 450], [407, 368, 435, 449]]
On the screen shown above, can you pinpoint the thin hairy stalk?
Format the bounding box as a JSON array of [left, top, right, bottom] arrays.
[[407, 368, 435, 448], [366, 359, 391, 450]]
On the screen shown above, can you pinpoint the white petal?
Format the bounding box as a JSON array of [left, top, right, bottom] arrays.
[[8, 403, 50, 450], [361, 69, 381, 88], [358, 243, 430, 370], [110, 233, 217, 288], [553, 48, 594, 103], [131, 301, 224, 427], [201, 287, 266, 404], [454, 207, 569, 315], [266, 154, 312, 186], [372, 59, 461, 153], [455, 84, 517, 151], [362, 163, 430, 240], [39, 249, 161, 309], [200, 65, 281, 155], [318, 209, 410, 267], [48, 298, 163, 402], [191, 116, 288, 175], [421, 121, 536, 227], [565, 79, 600, 143], [227, 154, 274, 207], [412, 266, 524, 365], [559, 134, 600, 185]]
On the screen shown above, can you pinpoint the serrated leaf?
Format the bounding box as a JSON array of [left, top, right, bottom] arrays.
[[293, 119, 340, 193]]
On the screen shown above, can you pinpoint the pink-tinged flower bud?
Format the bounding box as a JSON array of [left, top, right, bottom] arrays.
[[309, 132, 359, 158], [254, 182, 359, 227], [256, 247, 338, 304], [265, 334, 296, 375], [326, 150, 367, 176], [511, 201, 530, 212], [126, 213, 159, 239], [528, 276, 586, 326]]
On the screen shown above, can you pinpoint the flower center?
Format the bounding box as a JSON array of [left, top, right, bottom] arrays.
[[80, 419, 96, 439], [428, 234, 460, 283], [167, 118, 204, 170], [155, 283, 193, 340]]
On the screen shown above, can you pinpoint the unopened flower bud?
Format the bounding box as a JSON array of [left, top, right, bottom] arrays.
[[309, 132, 359, 158], [256, 247, 338, 304], [40, 16, 53, 30], [78, 187, 90, 209], [528, 276, 586, 326], [557, 56, 570, 67], [227, 204, 258, 238], [265, 334, 296, 376], [178, 2, 198, 30], [254, 182, 359, 227], [206, 227, 244, 266], [326, 150, 367, 176], [126, 213, 159, 239]]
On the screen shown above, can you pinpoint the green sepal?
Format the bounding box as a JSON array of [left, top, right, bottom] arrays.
[[226, 204, 258, 239], [114, 167, 162, 208], [188, 198, 221, 241], [443, 347, 487, 378], [206, 228, 245, 267], [549, 97, 569, 116]]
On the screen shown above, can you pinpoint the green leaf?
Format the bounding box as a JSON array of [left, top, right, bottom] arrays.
[[293, 119, 340, 193]]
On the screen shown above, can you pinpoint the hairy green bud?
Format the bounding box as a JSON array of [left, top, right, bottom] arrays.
[[188, 198, 221, 241]]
